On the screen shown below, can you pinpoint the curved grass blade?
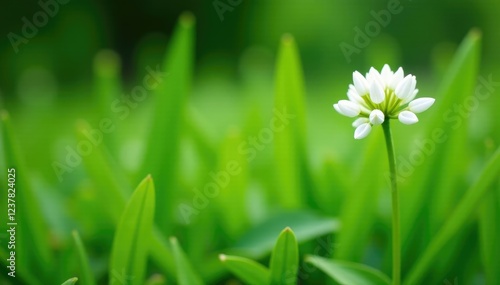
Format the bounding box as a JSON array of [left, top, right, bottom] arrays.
[[76, 122, 176, 277], [138, 12, 195, 233], [219, 254, 270, 285], [71, 230, 96, 285], [232, 211, 339, 259], [269, 227, 299, 285], [404, 147, 500, 285], [400, 30, 481, 256], [0, 110, 53, 284], [273, 34, 315, 208], [305, 256, 391, 285], [61, 277, 78, 285], [169, 237, 205, 285], [109, 175, 156, 285]]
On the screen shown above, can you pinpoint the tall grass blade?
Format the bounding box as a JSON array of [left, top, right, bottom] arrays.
[[109, 175, 155, 285]]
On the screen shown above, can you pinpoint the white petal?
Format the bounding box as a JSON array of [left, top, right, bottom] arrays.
[[369, 109, 385, 125], [352, 117, 369, 128], [381, 64, 393, 82], [395, 75, 416, 100], [369, 79, 385, 104], [337, 100, 361, 117], [389, 67, 404, 90], [333, 103, 341, 114], [353, 71, 369, 96], [347, 84, 364, 104], [403, 88, 419, 104], [366, 67, 384, 87], [354, 123, 372, 139], [398, 111, 419, 125], [409, 97, 435, 113]]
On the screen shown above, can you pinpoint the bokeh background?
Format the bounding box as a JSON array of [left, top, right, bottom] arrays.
[[1, 0, 499, 284]]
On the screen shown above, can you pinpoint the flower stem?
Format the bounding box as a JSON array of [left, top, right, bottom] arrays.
[[382, 120, 400, 285]]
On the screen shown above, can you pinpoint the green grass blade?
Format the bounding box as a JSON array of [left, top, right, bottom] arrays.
[[232, 211, 339, 259], [109, 175, 156, 285], [219, 254, 270, 285], [71, 230, 96, 285], [273, 34, 314, 208], [76, 122, 176, 277], [61, 277, 78, 285], [334, 130, 385, 261], [269, 227, 299, 285], [404, 147, 500, 285], [306, 256, 391, 285], [400, 30, 481, 253], [478, 179, 500, 285], [215, 128, 249, 238], [0, 110, 53, 283], [138, 12, 195, 232], [170, 237, 205, 285]]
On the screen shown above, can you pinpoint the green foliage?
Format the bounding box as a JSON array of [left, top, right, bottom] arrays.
[[71, 230, 96, 285], [170, 237, 205, 285], [221, 227, 299, 285], [61, 277, 79, 285], [109, 175, 156, 285], [306, 256, 391, 285], [0, 8, 498, 285]]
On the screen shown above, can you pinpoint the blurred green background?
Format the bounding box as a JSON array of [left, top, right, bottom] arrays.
[[1, 0, 500, 284]]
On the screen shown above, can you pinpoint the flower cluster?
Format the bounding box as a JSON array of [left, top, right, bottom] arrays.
[[334, 64, 435, 139]]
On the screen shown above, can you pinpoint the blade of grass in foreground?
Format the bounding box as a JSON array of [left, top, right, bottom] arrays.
[[219, 254, 270, 285], [76, 122, 176, 278], [60, 277, 78, 285], [269, 227, 299, 285], [274, 34, 314, 209], [0, 110, 53, 284], [306, 256, 391, 285], [109, 175, 155, 285], [71, 230, 96, 285], [404, 147, 500, 285], [170, 237, 205, 285], [139, 12, 195, 233]]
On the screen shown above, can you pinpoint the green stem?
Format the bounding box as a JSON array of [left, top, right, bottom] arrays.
[[382, 120, 400, 285]]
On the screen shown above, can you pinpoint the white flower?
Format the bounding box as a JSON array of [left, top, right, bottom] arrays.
[[333, 64, 435, 139]]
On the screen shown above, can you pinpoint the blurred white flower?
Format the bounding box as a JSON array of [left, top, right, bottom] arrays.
[[333, 64, 435, 139]]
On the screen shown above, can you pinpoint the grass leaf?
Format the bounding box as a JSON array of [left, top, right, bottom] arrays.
[[400, 30, 482, 258], [219, 254, 270, 285], [232, 211, 339, 259], [139, 12, 195, 232], [170, 236, 205, 285], [76, 121, 176, 277], [404, 146, 500, 285], [269, 227, 299, 285], [306, 256, 391, 285], [71, 230, 96, 285], [61, 277, 78, 285], [478, 180, 500, 285], [109, 175, 156, 285], [273, 34, 314, 208]]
